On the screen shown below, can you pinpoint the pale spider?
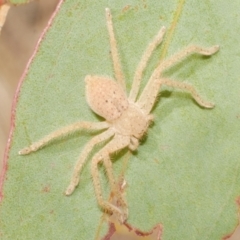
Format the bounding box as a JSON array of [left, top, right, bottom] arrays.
[[19, 8, 219, 222]]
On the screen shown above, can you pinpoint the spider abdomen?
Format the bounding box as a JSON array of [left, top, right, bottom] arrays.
[[85, 75, 128, 121]]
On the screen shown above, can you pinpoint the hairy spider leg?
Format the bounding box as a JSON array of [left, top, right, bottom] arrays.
[[105, 8, 126, 92], [65, 128, 114, 195], [153, 45, 220, 77], [91, 134, 130, 222], [129, 26, 166, 102], [137, 45, 219, 113], [141, 77, 216, 114], [19, 121, 109, 155], [102, 154, 128, 219]]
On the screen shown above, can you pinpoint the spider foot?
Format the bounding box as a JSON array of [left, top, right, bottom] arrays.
[[119, 211, 128, 223], [65, 177, 80, 196], [110, 205, 128, 223], [106, 202, 127, 223], [189, 45, 219, 57], [203, 101, 215, 109], [108, 177, 129, 223], [206, 45, 220, 55], [112, 192, 128, 222], [148, 114, 154, 122], [120, 206, 128, 222], [18, 147, 33, 155], [193, 97, 215, 109]]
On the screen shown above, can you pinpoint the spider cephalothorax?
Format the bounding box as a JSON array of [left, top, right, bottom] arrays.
[[86, 75, 153, 150], [19, 8, 219, 222]]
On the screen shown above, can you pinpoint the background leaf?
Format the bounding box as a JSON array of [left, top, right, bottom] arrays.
[[1, 0, 240, 239], [8, 0, 33, 5]]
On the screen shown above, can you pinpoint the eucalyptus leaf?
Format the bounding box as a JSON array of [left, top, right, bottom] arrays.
[[1, 0, 240, 239]]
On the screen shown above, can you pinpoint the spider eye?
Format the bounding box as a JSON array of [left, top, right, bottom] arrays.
[[85, 75, 128, 121]]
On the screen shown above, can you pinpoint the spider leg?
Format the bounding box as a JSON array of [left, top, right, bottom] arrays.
[[65, 128, 115, 195], [138, 77, 215, 113], [137, 44, 219, 112], [153, 44, 220, 78], [91, 134, 130, 222], [160, 78, 215, 108], [105, 8, 126, 92], [19, 121, 109, 155], [102, 154, 128, 219], [129, 26, 166, 102]]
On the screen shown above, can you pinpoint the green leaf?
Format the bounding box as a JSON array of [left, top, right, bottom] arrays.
[[1, 0, 240, 239], [8, 0, 32, 4]]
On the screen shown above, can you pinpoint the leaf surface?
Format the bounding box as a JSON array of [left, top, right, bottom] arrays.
[[1, 0, 240, 239]]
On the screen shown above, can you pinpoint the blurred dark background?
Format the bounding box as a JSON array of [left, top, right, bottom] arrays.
[[0, 0, 59, 171]]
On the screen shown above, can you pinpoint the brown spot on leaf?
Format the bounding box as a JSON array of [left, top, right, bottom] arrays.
[[122, 5, 131, 13], [142, 0, 147, 9], [154, 159, 160, 164], [236, 196, 240, 207], [41, 185, 51, 193]]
